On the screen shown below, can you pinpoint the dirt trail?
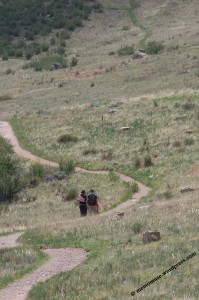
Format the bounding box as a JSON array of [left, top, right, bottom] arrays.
[[0, 121, 151, 299], [0, 233, 87, 300], [0, 122, 58, 167], [0, 121, 150, 213]]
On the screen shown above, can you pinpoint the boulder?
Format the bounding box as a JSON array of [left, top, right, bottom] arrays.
[[143, 231, 161, 244]]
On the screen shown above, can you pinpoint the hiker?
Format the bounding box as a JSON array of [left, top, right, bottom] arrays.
[[78, 190, 87, 217], [87, 189, 98, 215]]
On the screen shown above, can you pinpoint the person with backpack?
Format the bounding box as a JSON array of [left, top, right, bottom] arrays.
[[87, 189, 98, 215], [78, 190, 87, 217]]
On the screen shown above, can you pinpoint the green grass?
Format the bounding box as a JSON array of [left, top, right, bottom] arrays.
[[10, 93, 199, 194], [0, 246, 48, 289], [19, 191, 199, 299]]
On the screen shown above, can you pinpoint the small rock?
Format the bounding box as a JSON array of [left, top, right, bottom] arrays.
[[119, 126, 130, 131], [133, 51, 147, 59], [108, 109, 118, 114], [185, 129, 194, 134], [180, 187, 197, 193]]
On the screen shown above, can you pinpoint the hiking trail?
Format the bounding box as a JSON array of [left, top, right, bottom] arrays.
[[0, 121, 150, 299]]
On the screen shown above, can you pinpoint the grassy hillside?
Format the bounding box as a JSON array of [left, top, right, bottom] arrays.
[[0, 0, 199, 299]]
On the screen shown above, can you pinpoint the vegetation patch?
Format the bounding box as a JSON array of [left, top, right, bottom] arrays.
[[57, 133, 78, 143], [0, 0, 101, 59], [0, 247, 47, 289], [117, 45, 134, 56], [23, 55, 67, 71], [145, 41, 164, 54]]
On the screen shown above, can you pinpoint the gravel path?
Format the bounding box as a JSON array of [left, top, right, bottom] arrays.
[[0, 121, 151, 299], [0, 233, 87, 300]]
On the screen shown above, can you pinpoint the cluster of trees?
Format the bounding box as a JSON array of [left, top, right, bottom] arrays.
[[0, 0, 102, 60]]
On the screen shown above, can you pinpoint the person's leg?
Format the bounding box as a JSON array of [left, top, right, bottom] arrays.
[[82, 205, 87, 216], [87, 205, 92, 215]]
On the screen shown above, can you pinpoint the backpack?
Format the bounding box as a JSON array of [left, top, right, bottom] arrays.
[[87, 193, 97, 206]]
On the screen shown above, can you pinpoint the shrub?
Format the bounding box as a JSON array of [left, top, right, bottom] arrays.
[[93, 2, 103, 13], [2, 54, 8, 61], [132, 222, 143, 234], [57, 133, 77, 143], [41, 44, 49, 52], [15, 50, 23, 58], [182, 102, 195, 110], [25, 51, 33, 60], [173, 140, 181, 148], [59, 159, 75, 175], [184, 138, 195, 146], [132, 183, 139, 193], [70, 57, 78, 67], [53, 171, 66, 180], [134, 157, 141, 169], [144, 155, 153, 167], [57, 47, 65, 56], [163, 190, 172, 199], [117, 45, 134, 56], [0, 137, 22, 202], [82, 147, 98, 155], [145, 41, 164, 54], [29, 164, 45, 179], [5, 69, 13, 75], [23, 55, 67, 71], [62, 187, 78, 201]]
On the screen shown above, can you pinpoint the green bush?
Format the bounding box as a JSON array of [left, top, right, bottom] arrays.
[[173, 140, 181, 148], [182, 102, 195, 110], [82, 147, 98, 155], [62, 187, 78, 201], [145, 41, 164, 54], [132, 183, 139, 193], [117, 45, 134, 56], [132, 222, 143, 234], [134, 157, 141, 169], [23, 55, 67, 71], [53, 171, 66, 180], [57, 133, 77, 143], [184, 138, 195, 146], [29, 164, 45, 179], [70, 57, 78, 67], [144, 155, 153, 167], [0, 137, 22, 202], [59, 159, 75, 175]]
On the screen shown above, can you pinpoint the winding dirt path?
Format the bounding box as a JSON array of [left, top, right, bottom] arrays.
[[0, 121, 150, 214], [0, 233, 87, 300], [0, 121, 150, 299]]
